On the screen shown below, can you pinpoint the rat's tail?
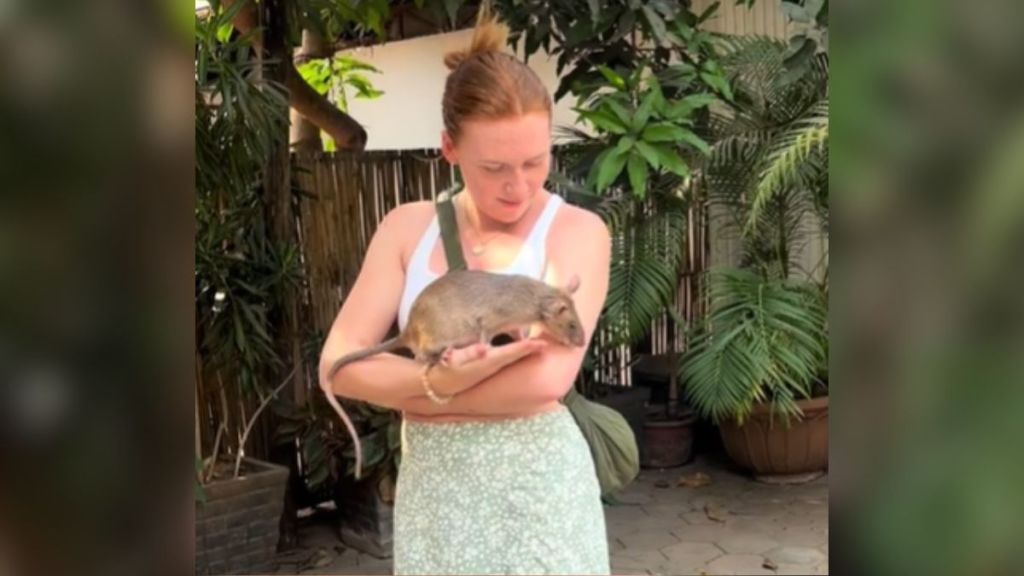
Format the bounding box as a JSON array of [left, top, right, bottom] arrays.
[[326, 337, 405, 382], [322, 337, 404, 479], [322, 394, 365, 480]]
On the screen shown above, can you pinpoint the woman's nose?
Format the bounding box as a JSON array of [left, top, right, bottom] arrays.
[[507, 169, 528, 194]]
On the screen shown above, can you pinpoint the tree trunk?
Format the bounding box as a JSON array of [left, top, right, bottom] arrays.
[[286, 63, 367, 150], [260, 0, 305, 413], [290, 29, 332, 153], [223, 0, 368, 150]]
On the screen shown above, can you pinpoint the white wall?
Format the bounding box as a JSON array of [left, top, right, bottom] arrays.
[[690, 0, 792, 38], [338, 29, 582, 151]]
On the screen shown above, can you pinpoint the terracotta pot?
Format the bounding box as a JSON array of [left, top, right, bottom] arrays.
[[642, 410, 698, 469], [719, 396, 828, 482]]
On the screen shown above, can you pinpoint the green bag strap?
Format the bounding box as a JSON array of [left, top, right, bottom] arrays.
[[436, 183, 468, 273]]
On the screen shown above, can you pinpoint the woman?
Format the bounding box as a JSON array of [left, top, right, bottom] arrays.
[[318, 7, 611, 575]]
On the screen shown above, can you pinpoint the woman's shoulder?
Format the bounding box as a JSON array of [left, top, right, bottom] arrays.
[[365, 201, 437, 268], [376, 200, 435, 239], [551, 198, 610, 241], [384, 199, 435, 223]]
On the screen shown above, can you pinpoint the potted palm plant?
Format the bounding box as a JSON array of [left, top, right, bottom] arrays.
[[679, 31, 829, 482], [680, 270, 827, 481]]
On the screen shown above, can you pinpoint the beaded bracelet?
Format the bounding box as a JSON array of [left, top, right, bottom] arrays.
[[421, 365, 453, 405]]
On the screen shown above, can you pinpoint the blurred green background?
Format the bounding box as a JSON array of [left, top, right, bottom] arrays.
[[0, 0, 1023, 575], [832, 0, 1024, 575]]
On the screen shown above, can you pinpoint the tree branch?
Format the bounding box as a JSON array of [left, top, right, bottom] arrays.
[[221, 0, 368, 150]]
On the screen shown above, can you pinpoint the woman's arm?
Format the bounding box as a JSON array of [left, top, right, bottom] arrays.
[[318, 204, 545, 411], [317, 204, 434, 406], [402, 208, 612, 417]]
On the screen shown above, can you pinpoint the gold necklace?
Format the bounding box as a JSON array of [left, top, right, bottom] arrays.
[[460, 195, 501, 256]]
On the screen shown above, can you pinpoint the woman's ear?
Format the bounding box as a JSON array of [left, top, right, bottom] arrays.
[[441, 131, 458, 165]]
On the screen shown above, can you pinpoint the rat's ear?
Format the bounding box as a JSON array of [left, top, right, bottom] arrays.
[[564, 274, 581, 295], [539, 296, 568, 319]]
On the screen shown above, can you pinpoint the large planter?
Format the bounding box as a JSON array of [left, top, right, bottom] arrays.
[[195, 457, 288, 575], [719, 395, 829, 482], [335, 475, 394, 558], [642, 409, 697, 469]]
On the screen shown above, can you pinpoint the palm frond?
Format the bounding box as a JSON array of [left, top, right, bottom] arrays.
[[748, 99, 829, 230], [601, 192, 688, 346], [680, 269, 826, 424]]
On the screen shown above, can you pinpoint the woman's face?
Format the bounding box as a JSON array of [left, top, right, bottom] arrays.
[[442, 111, 552, 224]]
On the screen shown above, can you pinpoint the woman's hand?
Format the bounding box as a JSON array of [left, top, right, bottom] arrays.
[[426, 338, 548, 396]]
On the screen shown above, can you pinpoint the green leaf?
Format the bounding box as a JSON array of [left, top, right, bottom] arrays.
[[627, 152, 649, 199], [683, 93, 718, 109], [652, 144, 691, 177], [612, 9, 636, 43], [633, 90, 658, 131], [303, 435, 326, 464], [275, 419, 303, 438], [701, 70, 734, 101], [641, 5, 668, 44], [642, 122, 688, 142], [586, 0, 601, 25], [586, 148, 612, 190], [443, 0, 461, 27], [697, 1, 721, 24], [664, 101, 693, 121], [635, 140, 662, 169], [604, 99, 634, 127], [360, 431, 388, 468], [615, 136, 636, 154], [596, 149, 629, 192], [678, 129, 712, 155], [564, 18, 592, 48], [598, 65, 627, 91], [216, 23, 233, 43], [297, 60, 331, 96], [238, 301, 272, 345], [578, 108, 628, 134], [333, 56, 381, 74], [388, 421, 401, 450]]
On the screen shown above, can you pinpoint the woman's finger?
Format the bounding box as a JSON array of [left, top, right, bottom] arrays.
[[444, 342, 490, 368], [488, 338, 547, 364]]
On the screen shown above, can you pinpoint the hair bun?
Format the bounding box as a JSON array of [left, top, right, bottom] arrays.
[[442, 4, 508, 71], [444, 50, 469, 71]]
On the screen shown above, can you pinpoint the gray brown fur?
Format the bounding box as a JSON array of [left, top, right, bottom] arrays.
[[321, 270, 586, 479]]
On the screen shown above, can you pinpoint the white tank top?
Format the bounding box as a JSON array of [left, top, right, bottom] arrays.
[[398, 194, 564, 330]]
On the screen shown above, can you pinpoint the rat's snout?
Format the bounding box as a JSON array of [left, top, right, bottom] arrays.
[[569, 326, 585, 347], [558, 318, 585, 347]]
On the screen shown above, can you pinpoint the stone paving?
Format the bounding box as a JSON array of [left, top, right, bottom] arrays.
[[272, 454, 828, 575]]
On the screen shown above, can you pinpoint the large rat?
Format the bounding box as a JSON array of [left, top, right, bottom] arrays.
[[320, 269, 586, 479]]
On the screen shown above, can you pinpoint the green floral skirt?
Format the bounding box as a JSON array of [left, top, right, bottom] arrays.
[[393, 406, 610, 575]]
